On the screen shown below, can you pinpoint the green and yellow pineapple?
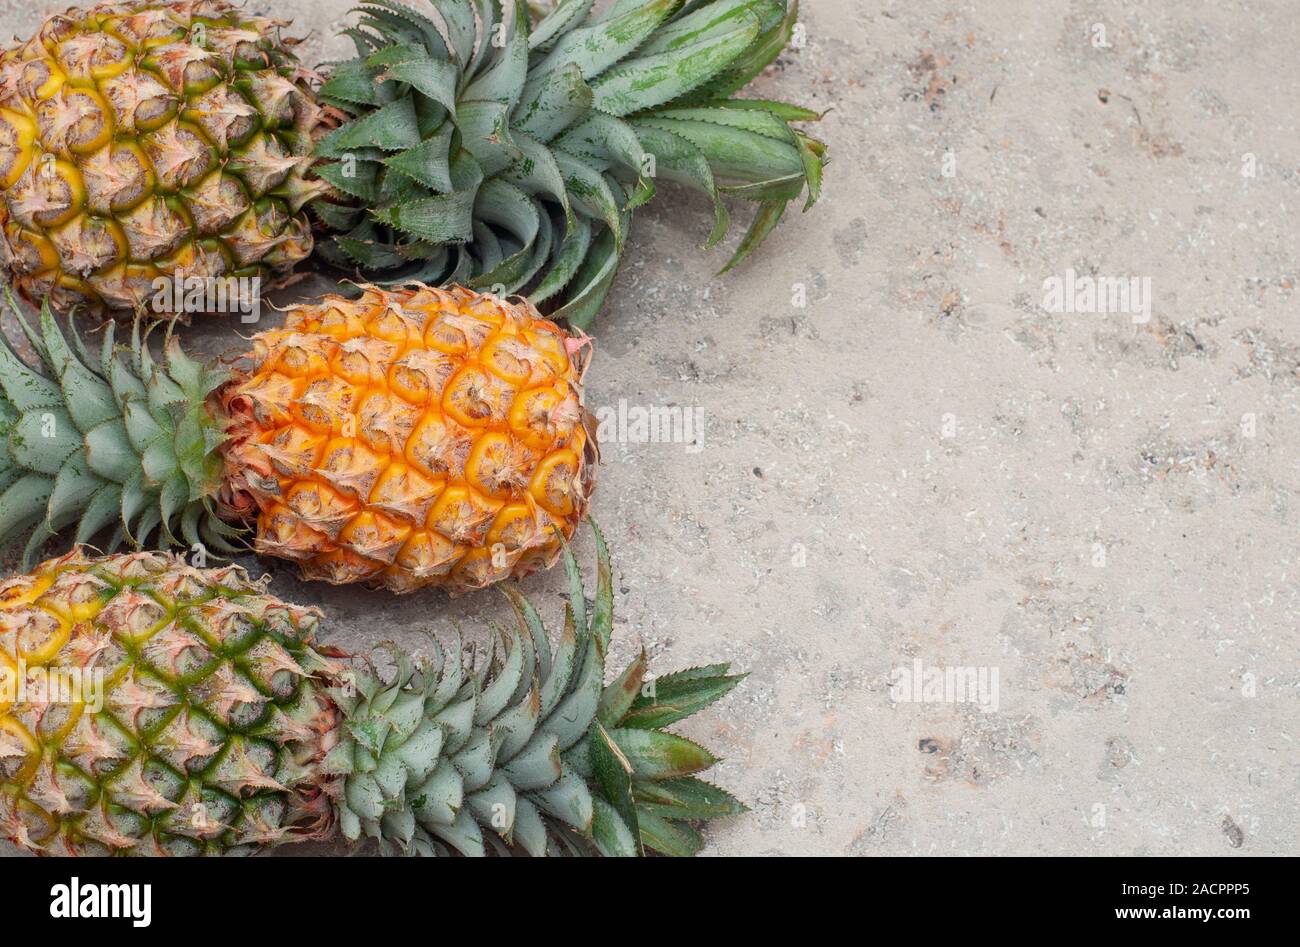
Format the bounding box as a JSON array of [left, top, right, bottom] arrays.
[[0, 0, 825, 327], [0, 0, 331, 316], [0, 523, 746, 855]]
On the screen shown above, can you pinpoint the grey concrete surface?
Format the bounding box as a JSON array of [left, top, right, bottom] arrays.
[[1, 0, 1297, 856]]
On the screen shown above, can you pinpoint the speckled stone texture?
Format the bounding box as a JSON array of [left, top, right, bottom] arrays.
[[1, 0, 1296, 856]]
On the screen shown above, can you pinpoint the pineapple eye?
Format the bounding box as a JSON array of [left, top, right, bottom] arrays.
[[261, 503, 330, 558], [263, 215, 313, 272], [486, 502, 541, 552], [529, 449, 581, 517], [253, 601, 320, 646], [117, 194, 187, 259], [111, 71, 180, 133], [426, 485, 499, 545], [141, 120, 213, 190], [2, 225, 58, 275], [368, 305, 422, 345], [41, 571, 107, 621], [508, 386, 578, 450], [34, 699, 77, 740], [157, 236, 230, 284], [192, 598, 259, 650], [186, 171, 248, 233], [191, 663, 265, 729], [37, 14, 77, 48], [293, 377, 357, 434], [333, 337, 396, 386], [463, 296, 506, 326], [286, 480, 353, 528], [87, 260, 159, 311], [236, 365, 302, 427], [227, 133, 296, 195], [306, 303, 365, 337], [187, 85, 257, 149], [406, 414, 470, 480], [337, 510, 410, 564], [145, 42, 220, 96], [443, 365, 515, 427], [357, 391, 415, 454], [389, 349, 456, 405], [451, 546, 508, 591], [48, 214, 124, 276], [18, 59, 63, 102], [479, 333, 538, 385], [95, 589, 168, 643], [300, 548, 386, 585], [229, 41, 268, 70], [0, 110, 37, 189], [153, 571, 209, 603], [265, 333, 330, 378], [241, 638, 303, 700], [56, 32, 129, 82], [225, 199, 288, 266], [521, 327, 571, 377], [111, 9, 186, 47], [246, 72, 299, 127], [313, 438, 383, 501], [393, 530, 461, 578], [368, 463, 441, 522], [0, 718, 38, 781], [140, 624, 217, 680], [426, 312, 491, 354], [13, 608, 70, 666], [8, 157, 84, 228], [257, 424, 325, 478], [81, 142, 154, 215], [389, 363, 430, 402], [400, 287, 447, 318], [465, 432, 535, 499]]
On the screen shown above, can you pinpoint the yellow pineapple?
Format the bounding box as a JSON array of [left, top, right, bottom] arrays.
[[0, 284, 596, 594], [0, 532, 746, 856], [0, 0, 826, 329], [0, 0, 330, 316]]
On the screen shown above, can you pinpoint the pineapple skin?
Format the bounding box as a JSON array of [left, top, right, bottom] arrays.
[[0, 0, 329, 317], [0, 549, 342, 856], [223, 285, 597, 594]]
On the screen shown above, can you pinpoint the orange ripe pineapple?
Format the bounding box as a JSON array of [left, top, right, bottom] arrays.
[[0, 284, 596, 594]]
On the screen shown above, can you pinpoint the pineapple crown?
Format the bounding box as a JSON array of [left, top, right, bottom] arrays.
[[311, 0, 826, 329], [0, 290, 239, 566], [327, 521, 746, 855]]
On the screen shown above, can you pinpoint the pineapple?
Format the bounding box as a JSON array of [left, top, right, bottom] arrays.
[[0, 0, 826, 328], [0, 0, 332, 318], [0, 286, 596, 593], [0, 525, 747, 856]]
